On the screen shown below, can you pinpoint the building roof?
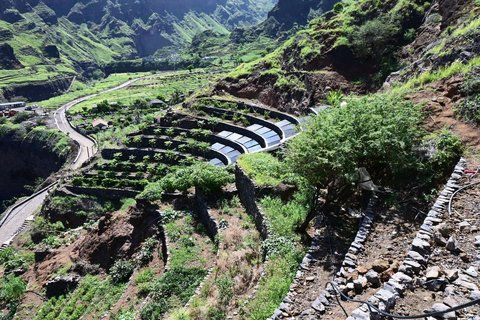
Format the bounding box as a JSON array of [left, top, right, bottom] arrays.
[[92, 119, 109, 128], [149, 99, 167, 106], [0, 102, 25, 107]]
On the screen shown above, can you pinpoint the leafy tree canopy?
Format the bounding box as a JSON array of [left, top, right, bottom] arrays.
[[286, 93, 423, 189]]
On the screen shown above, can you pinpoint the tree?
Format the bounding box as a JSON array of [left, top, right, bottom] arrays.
[[350, 17, 400, 59], [286, 93, 422, 232]]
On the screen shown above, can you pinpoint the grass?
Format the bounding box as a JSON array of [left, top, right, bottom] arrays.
[[237, 153, 284, 187], [242, 253, 301, 320], [139, 209, 214, 319], [37, 72, 150, 109], [398, 56, 480, 91], [67, 69, 222, 114]]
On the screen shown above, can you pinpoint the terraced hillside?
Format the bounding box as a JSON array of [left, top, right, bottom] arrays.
[[0, 0, 479, 319]]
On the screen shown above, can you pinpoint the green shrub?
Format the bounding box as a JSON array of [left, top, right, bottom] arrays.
[[110, 259, 135, 284], [135, 238, 159, 267], [350, 16, 400, 59], [138, 162, 233, 201], [135, 268, 155, 295], [287, 93, 422, 189], [424, 130, 464, 176], [242, 252, 301, 319], [0, 248, 34, 273], [141, 267, 207, 319], [0, 274, 26, 304]]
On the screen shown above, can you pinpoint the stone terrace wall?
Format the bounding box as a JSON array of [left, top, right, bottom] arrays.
[[235, 165, 270, 240], [64, 185, 139, 200], [193, 188, 219, 241], [348, 159, 466, 320]]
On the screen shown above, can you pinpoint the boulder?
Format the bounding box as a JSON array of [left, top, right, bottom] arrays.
[[445, 269, 459, 282], [372, 259, 390, 272], [44, 44, 60, 58], [430, 303, 456, 320], [45, 276, 79, 298], [0, 43, 23, 69], [366, 269, 380, 287], [446, 236, 459, 252], [426, 266, 441, 280]]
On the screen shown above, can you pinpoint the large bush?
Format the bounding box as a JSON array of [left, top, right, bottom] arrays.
[[286, 93, 423, 189]]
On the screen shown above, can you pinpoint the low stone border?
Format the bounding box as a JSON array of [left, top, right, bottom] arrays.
[[269, 196, 377, 319], [347, 159, 466, 320]]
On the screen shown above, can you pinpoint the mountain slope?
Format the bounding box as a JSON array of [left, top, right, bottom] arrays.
[[0, 0, 276, 97], [216, 0, 480, 114]]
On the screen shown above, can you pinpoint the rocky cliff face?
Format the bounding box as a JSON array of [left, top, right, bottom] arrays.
[[0, 43, 23, 69], [0, 129, 70, 211], [267, 0, 338, 31], [2, 75, 74, 101]]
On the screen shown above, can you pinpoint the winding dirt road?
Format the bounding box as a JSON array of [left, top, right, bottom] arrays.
[[0, 78, 141, 247]]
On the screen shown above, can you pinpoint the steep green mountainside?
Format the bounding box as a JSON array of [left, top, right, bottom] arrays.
[[216, 0, 480, 113], [0, 0, 276, 99]]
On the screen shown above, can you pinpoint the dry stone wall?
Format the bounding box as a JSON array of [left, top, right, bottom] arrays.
[[348, 159, 467, 320]]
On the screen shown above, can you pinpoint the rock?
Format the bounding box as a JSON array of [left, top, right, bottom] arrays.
[[306, 276, 315, 282], [446, 237, 459, 252], [375, 289, 396, 308], [404, 260, 422, 273], [465, 267, 478, 278], [372, 259, 390, 272], [425, 278, 447, 292], [445, 269, 459, 282], [454, 279, 479, 291], [357, 265, 369, 274], [408, 251, 426, 264], [426, 266, 441, 280], [444, 285, 456, 296], [44, 44, 60, 58], [412, 237, 431, 254], [475, 236, 480, 247], [311, 299, 326, 313], [353, 279, 365, 293], [459, 253, 469, 263], [430, 303, 456, 320], [366, 270, 381, 287], [34, 248, 51, 263], [434, 233, 448, 246], [470, 290, 480, 300], [443, 296, 460, 308], [347, 282, 355, 291], [434, 223, 451, 238], [45, 276, 79, 298], [458, 221, 470, 231]]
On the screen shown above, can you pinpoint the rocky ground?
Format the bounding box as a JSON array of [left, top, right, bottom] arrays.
[[390, 159, 480, 319]]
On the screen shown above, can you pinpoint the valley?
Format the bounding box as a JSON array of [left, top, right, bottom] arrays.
[[0, 0, 479, 320]]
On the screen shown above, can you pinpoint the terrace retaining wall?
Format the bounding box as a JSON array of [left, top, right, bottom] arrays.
[[235, 165, 270, 240], [193, 188, 219, 241], [64, 185, 139, 200]]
